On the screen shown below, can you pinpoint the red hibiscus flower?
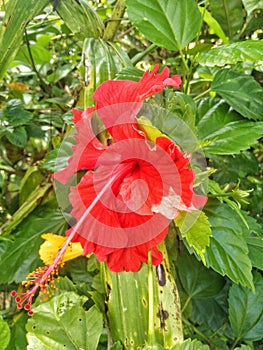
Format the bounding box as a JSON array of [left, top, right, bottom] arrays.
[[53, 65, 206, 272]]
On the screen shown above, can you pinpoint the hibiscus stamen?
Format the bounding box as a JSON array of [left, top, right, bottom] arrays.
[[11, 176, 115, 315]]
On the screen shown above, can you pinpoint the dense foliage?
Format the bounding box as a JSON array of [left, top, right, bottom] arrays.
[[0, 0, 263, 349]]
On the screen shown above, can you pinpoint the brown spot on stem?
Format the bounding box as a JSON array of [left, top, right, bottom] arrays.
[[156, 264, 166, 286], [157, 305, 169, 328]]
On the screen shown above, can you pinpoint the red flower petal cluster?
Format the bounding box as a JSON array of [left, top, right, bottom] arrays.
[[53, 65, 206, 272]]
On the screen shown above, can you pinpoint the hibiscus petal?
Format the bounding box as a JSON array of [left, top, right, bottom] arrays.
[[137, 65, 181, 99], [52, 65, 208, 273], [155, 136, 206, 209], [104, 233, 166, 272], [67, 167, 168, 272], [69, 168, 169, 248], [53, 111, 106, 184], [69, 227, 166, 272], [92, 65, 181, 129], [93, 65, 181, 109]]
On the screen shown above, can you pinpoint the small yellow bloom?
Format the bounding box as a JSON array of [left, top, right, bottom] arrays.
[[39, 233, 84, 265]]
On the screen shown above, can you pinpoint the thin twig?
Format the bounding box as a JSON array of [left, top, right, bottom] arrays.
[[24, 29, 52, 95]]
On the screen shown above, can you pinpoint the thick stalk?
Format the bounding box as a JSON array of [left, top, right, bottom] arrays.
[[102, 241, 183, 349], [154, 241, 183, 347], [103, 0, 126, 41], [103, 264, 148, 349], [147, 251, 156, 346]]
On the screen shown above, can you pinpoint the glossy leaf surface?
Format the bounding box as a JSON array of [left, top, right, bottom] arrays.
[[27, 292, 103, 350], [126, 0, 201, 50], [197, 99, 263, 154], [211, 69, 263, 121], [229, 272, 263, 341], [198, 40, 263, 67], [204, 200, 253, 289]]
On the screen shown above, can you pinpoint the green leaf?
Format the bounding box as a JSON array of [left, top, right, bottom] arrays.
[[19, 166, 45, 205], [246, 237, 263, 270], [204, 200, 253, 289], [203, 120, 263, 154], [26, 292, 103, 350], [167, 92, 197, 132], [197, 98, 263, 154], [191, 293, 227, 332], [198, 7, 229, 44], [243, 212, 263, 237], [0, 201, 67, 284], [242, 11, 263, 36], [242, 0, 263, 16], [238, 213, 263, 270], [209, 0, 244, 38], [62, 256, 92, 285], [171, 338, 210, 350], [0, 0, 50, 79], [42, 134, 75, 173], [141, 104, 200, 153], [177, 248, 225, 299], [198, 40, 263, 67], [110, 342, 124, 350], [6, 313, 28, 350], [1, 183, 52, 236], [211, 69, 263, 121], [56, 0, 104, 39], [116, 67, 143, 81], [0, 316, 10, 350], [2, 99, 33, 126], [229, 272, 263, 341], [234, 345, 253, 350], [4, 126, 27, 148], [126, 0, 202, 50], [175, 211, 212, 263], [210, 152, 258, 184], [47, 64, 75, 83], [15, 44, 52, 65], [25, 123, 45, 139], [83, 38, 131, 105]]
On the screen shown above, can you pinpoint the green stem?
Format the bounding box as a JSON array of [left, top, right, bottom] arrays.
[[178, 48, 189, 93], [181, 295, 191, 314], [24, 29, 52, 95], [147, 250, 156, 346], [131, 44, 157, 65], [183, 317, 218, 349], [230, 337, 240, 350], [237, 15, 253, 39], [184, 0, 209, 95], [103, 0, 126, 41], [193, 87, 211, 100]]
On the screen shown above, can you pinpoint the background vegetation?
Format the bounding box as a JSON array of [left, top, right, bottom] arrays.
[[0, 0, 263, 349]]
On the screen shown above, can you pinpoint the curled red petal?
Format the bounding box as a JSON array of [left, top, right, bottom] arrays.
[[137, 65, 181, 99], [92, 65, 181, 128], [93, 65, 181, 108]]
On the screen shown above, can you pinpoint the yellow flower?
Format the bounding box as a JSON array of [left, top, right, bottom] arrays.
[[39, 233, 84, 265]]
